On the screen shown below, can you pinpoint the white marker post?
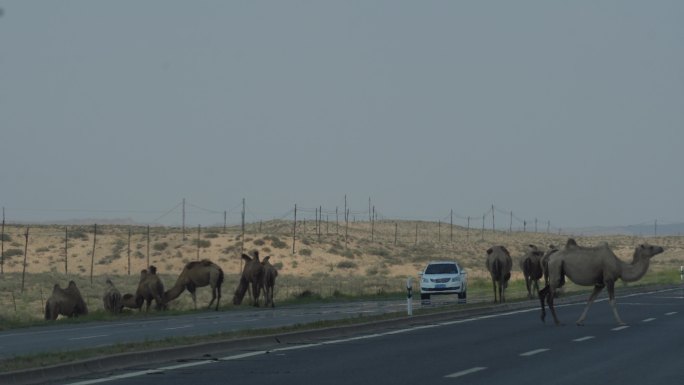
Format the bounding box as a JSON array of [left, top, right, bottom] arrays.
[[406, 276, 413, 316]]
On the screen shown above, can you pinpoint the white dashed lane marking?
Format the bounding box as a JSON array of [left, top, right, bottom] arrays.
[[519, 348, 549, 357], [573, 336, 595, 342], [665, 312, 677, 316], [444, 367, 487, 378], [642, 318, 656, 323], [612, 326, 630, 331]]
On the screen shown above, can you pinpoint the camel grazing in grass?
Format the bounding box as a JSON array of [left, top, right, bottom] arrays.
[[519, 244, 545, 299], [261, 256, 279, 308], [233, 252, 264, 307], [164, 259, 224, 311], [102, 278, 123, 314], [45, 281, 88, 320], [136, 266, 166, 311], [121, 293, 142, 310], [485, 245, 512, 303], [539, 239, 664, 326]]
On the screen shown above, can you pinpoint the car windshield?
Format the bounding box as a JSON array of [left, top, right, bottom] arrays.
[[425, 263, 458, 274]]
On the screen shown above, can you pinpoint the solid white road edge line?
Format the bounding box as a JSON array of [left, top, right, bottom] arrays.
[[69, 335, 109, 341]]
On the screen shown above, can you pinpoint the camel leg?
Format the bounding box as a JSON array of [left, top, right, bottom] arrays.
[[576, 284, 604, 326], [532, 279, 540, 298], [251, 282, 260, 307], [189, 289, 197, 310], [605, 281, 625, 326], [207, 286, 217, 310], [539, 285, 549, 322], [492, 280, 498, 303], [547, 287, 563, 326], [215, 285, 221, 311]]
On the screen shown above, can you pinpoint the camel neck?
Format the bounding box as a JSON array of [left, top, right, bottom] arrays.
[[621, 255, 651, 282]]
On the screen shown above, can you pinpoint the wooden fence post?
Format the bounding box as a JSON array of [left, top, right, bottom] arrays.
[[90, 224, 97, 285], [292, 204, 297, 254], [21, 226, 29, 293], [64, 226, 68, 275], [127, 226, 131, 276]]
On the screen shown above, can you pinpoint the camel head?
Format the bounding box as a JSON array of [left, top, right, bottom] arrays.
[[634, 244, 664, 260], [232, 277, 248, 305]]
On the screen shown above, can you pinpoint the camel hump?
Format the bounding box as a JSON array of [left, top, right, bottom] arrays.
[[241, 253, 252, 262], [148, 265, 157, 274], [565, 238, 578, 248], [262, 256, 271, 264]]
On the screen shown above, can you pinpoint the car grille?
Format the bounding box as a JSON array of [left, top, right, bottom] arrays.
[[432, 278, 451, 283]]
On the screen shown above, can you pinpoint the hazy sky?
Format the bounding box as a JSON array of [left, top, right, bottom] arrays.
[[1, 1, 682, 229]]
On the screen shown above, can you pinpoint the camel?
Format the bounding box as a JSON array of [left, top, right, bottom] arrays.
[[136, 265, 166, 311], [102, 278, 123, 314], [164, 259, 224, 311], [233, 251, 264, 307], [519, 244, 545, 299], [121, 293, 142, 310], [485, 245, 512, 303], [261, 256, 279, 308], [539, 238, 664, 326], [45, 281, 88, 320]]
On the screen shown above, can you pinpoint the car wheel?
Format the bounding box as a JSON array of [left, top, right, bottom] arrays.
[[458, 291, 466, 299], [420, 293, 430, 300]]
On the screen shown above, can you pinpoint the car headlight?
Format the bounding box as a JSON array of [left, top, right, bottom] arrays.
[[422, 278, 429, 283], [451, 277, 460, 282]]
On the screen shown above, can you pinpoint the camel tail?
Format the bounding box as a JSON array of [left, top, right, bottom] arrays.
[[492, 259, 503, 280], [559, 260, 566, 287], [218, 267, 225, 288]]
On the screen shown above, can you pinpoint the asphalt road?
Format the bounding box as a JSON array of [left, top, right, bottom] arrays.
[[56, 287, 684, 385], [0, 298, 425, 359]]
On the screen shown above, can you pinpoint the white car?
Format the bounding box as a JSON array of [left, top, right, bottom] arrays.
[[420, 261, 467, 301]]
